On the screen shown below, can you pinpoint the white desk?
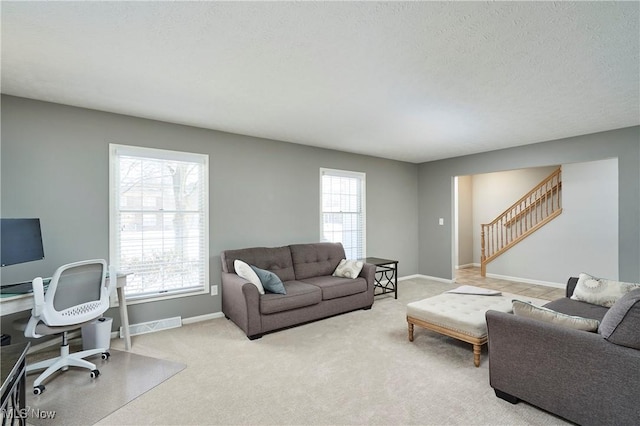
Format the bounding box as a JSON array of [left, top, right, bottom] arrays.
[[0, 273, 132, 350]]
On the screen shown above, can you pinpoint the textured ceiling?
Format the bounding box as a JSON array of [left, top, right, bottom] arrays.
[[1, 1, 638, 163]]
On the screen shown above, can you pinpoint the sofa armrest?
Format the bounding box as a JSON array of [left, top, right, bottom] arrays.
[[566, 276, 578, 298], [221, 272, 262, 338], [486, 310, 640, 425], [359, 263, 376, 296]]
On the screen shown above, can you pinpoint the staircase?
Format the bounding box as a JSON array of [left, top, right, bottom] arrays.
[[480, 167, 562, 277]]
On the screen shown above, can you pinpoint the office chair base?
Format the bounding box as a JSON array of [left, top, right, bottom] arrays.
[[27, 342, 109, 390]]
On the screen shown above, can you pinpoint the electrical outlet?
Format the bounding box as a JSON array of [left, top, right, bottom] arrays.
[[438, 218, 444, 225], [210, 285, 218, 296]]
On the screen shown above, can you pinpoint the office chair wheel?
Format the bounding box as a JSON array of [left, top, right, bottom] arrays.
[[33, 385, 45, 395], [101, 351, 110, 360], [90, 369, 100, 378]]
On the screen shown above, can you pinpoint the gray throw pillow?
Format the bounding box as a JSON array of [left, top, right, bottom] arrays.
[[512, 300, 600, 332], [250, 265, 286, 295], [598, 288, 640, 350]]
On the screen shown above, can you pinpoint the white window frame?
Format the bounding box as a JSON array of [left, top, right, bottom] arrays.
[[320, 168, 366, 259], [109, 144, 209, 303]]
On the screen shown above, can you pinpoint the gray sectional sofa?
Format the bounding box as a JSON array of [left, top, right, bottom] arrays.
[[221, 242, 375, 339], [486, 277, 640, 425]]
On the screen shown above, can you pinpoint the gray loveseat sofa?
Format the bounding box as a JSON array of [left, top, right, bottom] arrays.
[[221, 242, 375, 339], [486, 277, 640, 425]]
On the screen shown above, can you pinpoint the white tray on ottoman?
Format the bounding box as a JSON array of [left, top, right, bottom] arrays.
[[406, 287, 543, 367]]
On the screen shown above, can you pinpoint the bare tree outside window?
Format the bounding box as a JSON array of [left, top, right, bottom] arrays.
[[110, 145, 208, 299]]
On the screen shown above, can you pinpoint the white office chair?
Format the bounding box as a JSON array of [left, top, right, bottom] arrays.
[[14, 259, 116, 395]]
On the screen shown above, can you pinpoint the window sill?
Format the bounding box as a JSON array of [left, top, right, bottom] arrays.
[[110, 287, 208, 307]]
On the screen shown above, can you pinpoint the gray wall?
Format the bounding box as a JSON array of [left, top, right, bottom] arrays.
[[1, 95, 419, 338], [418, 126, 640, 282], [3, 94, 638, 343]]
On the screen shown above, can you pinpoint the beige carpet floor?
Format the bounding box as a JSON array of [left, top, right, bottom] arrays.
[[91, 278, 569, 425], [25, 349, 185, 425]]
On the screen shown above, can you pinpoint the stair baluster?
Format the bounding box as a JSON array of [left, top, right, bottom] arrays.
[[480, 167, 562, 277]]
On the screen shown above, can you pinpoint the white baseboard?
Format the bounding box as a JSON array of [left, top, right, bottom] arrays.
[[117, 313, 224, 337], [182, 312, 225, 325], [420, 274, 454, 284], [27, 313, 224, 355], [485, 273, 564, 289], [453, 265, 564, 289], [455, 263, 476, 270], [401, 274, 454, 284], [398, 274, 422, 282]]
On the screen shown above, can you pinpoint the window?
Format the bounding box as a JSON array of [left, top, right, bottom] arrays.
[[320, 168, 366, 259], [110, 144, 209, 300]]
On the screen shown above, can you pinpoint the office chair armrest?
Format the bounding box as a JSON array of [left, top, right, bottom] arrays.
[[31, 277, 45, 317]]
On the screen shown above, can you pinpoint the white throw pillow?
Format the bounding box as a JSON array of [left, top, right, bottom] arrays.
[[332, 259, 364, 279], [571, 273, 640, 308], [234, 259, 265, 295]]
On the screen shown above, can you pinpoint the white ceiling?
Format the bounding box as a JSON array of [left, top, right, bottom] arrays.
[[1, 1, 638, 163]]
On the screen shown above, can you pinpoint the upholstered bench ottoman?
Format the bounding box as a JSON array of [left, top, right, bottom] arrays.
[[407, 290, 517, 367]]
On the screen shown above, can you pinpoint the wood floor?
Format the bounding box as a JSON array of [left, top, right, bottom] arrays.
[[455, 267, 566, 301]]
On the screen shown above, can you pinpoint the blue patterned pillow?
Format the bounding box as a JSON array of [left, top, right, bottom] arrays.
[[250, 265, 286, 294]]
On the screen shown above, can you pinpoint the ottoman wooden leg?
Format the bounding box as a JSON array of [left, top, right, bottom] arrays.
[[408, 320, 414, 342], [473, 344, 481, 367]]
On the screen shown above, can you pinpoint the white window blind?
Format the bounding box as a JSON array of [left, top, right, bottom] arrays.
[[110, 144, 209, 300], [320, 168, 366, 259]]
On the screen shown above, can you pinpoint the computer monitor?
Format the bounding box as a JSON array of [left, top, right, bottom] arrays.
[[1, 218, 45, 267]]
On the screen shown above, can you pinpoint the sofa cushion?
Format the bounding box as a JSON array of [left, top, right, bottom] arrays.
[[234, 259, 265, 295], [598, 288, 640, 350], [290, 242, 345, 280], [543, 297, 609, 322], [571, 273, 640, 308], [300, 276, 367, 300], [332, 259, 364, 279], [250, 265, 286, 295], [513, 300, 600, 332], [222, 246, 296, 282], [260, 281, 322, 314]]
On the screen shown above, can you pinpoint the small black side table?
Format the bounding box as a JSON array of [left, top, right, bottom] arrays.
[[362, 257, 398, 299]]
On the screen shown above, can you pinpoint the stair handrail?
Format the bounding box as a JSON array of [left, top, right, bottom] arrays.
[[480, 167, 562, 276], [483, 167, 561, 229]]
